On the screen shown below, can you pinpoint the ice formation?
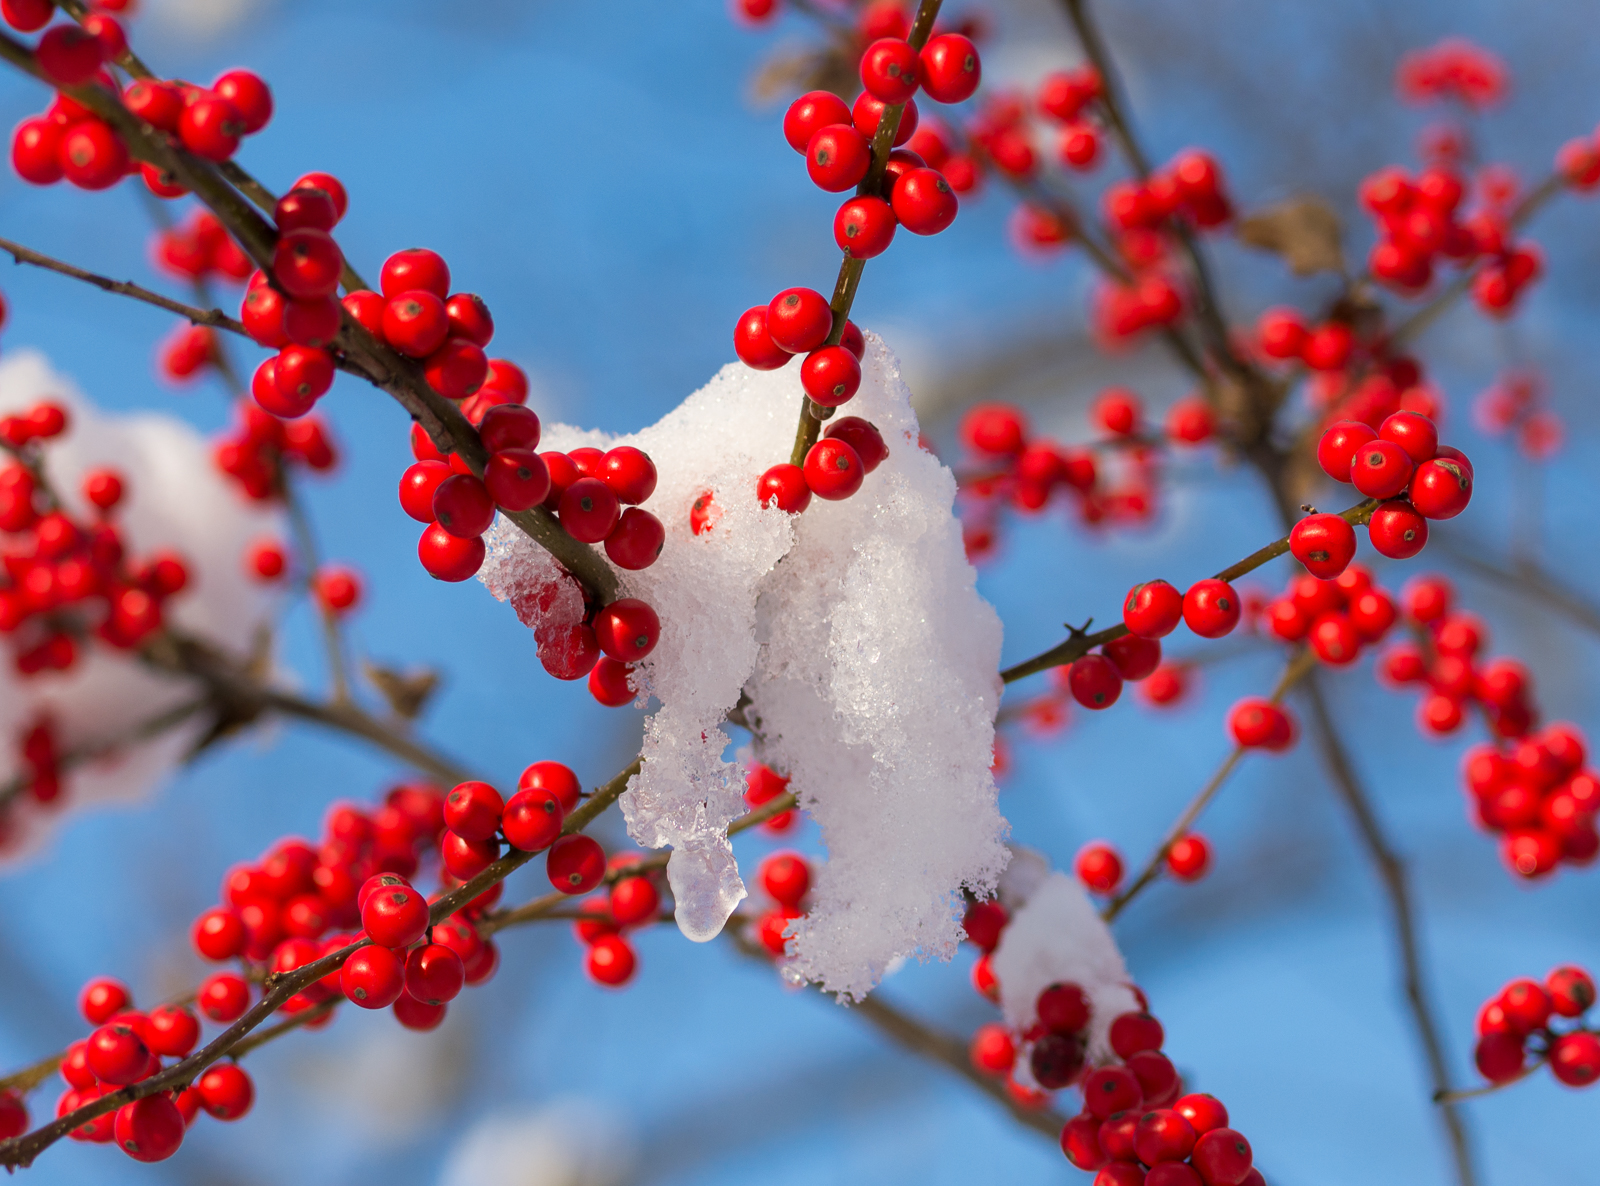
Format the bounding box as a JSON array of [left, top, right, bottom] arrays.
[[991, 862, 1143, 1064], [478, 334, 1009, 997], [0, 351, 283, 861]]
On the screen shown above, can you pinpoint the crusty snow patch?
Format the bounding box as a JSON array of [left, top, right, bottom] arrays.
[[992, 864, 1142, 1064], [479, 334, 1009, 998], [0, 351, 282, 861]]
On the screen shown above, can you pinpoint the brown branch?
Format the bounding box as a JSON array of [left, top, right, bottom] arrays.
[[788, 0, 943, 467], [1432, 534, 1600, 639], [1103, 646, 1314, 921], [0, 235, 246, 334], [1298, 673, 1478, 1186], [999, 496, 1377, 683]]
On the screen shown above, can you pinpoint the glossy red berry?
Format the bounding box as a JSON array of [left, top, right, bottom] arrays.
[[399, 460, 451, 523], [383, 290, 449, 358], [1409, 458, 1473, 519], [1183, 579, 1241, 638], [835, 196, 897, 258], [800, 346, 862, 409], [485, 449, 551, 512], [1123, 579, 1184, 638], [968, 1023, 1015, 1074], [892, 168, 958, 235], [1102, 634, 1160, 681], [605, 508, 665, 570], [1, 0, 52, 33], [803, 438, 865, 500], [360, 881, 429, 949], [339, 945, 404, 1008], [1350, 439, 1415, 500], [213, 69, 272, 133], [594, 598, 661, 662], [767, 288, 834, 354], [1136, 1109, 1198, 1165], [1191, 1128, 1252, 1186], [1229, 698, 1291, 749], [1060, 1113, 1107, 1171], [1547, 966, 1596, 1017], [558, 477, 621, 543], [381, 249, 450, 300], [758, 462, 812, 513], [502, 787, 565, 852], [1082, 1064, 1142, 1119], [1037, 981, 1090, 1034], [548, 833, 605, 895], [393, 995, 447, 1031], [1368, 500, 1428, 559], [1551, 1031, 1600, 1086], [520, 761, 583, 812], [587, 933, 637, 986], [196, 1064, 253, 1120], [760, 852, 810, 907], [784, 90, 853, 153], [861, 37, 920, 103], [443, 780, 504, 842], [37, 25, 104, 86], [198, 973, 250, 1022], [610, 874, 661, 925], [1075, 842, 1123, 893], [58, 119, 127, 190], [192, 907, 246, 960], [144, 1005, 198, 1058], [480, 404, 541, 452], [919, 33, 981, 103], [273, 228, 342, 299], [1166, 833, 1211, 880], [852, 92, 918, 146], [1110, 1010, 1165, 1057], [1378, 410, 1438, 463], [424, 337, 489, 399], [433, 473, 495, 539], [733, 306, 793, 370], [12, 116, 64, 185], [81, 978, 131, 1025], [444, 292, 494, 346], [86, 1023, 148, 1085], [962, 899, 1008, 952], [418, 522, 485, 582], [1290, 513, 1357, 579], [1316, 420, 1376, 483], [806, 123, 871, 192], [114, 1094, 184, 1162], [275, 186, 337, 233], [405, 943, 465, 1005], [824, 417, 887, 472], [1067, 653, 1122, 708]]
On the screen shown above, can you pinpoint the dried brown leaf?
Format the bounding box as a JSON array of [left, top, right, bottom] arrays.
[[365, 663, 441, 721], [1237, 196, 1346, 277]]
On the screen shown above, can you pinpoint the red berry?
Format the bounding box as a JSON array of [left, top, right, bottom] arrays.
[[1067, 653, 1123, 708], [784, 90, 853, 153], [610, 874, 660, 925], [12, 116, 64, 185], [114, 1094, 184, 1162], [548, 833, 605, 895], [1036, 981, 1090, 1033], [424, 337, 489, 399], [1191, 1128, 1253, 1186], [1183, 579, 1241, 638], [1175, 1093, 1229, 1134], [441, 829, 501, 880], [968, 1023, 1015, 1074], [381, 249, 450, 300], [1082, 1064, 1142, 1119], [605, 508, 665, 570], [1166, 833, 1211, 880], [558, 477, 621, 543], [1123, 579, 1183, 638], [198, 973, 249, 1022], [485, 449, 551, 512], [801, 346, 862, 408], [1547, 966, 1596, 1017], [81, 978, 130, 1025], [444, 780, 504, 842], [760, 852, 810, 906], [1110, 1010, 1165, 1057], [806, 123, 871, 192], [192, 907, 246, 960], [196, 1064, 253, 1120], [1368, 500, 1428, 559], [963, 899, 1008, 952], [1136, 1109, 1198, 1166], [58, 119, 127, 190], [1350, 439, 1415, 499], [37, 25, 104, 86], [758, 463, 812, 513], [444, 293, 494, 346], [597, 446, 657, 506], [733, 306, 793, 370], [340, 945, 404, 1009], [803, 438, 865, 500], [918, 33, 981, 104], [405, 943, 465, 1005], [418, 522, 485, 582], [1290, 513, 1357, 579], [283, 296, 340, 349], [1408, 458, 1472, 519], [273, 228, 342, 299], [433, 473, 495, 539], [144, 1005, 198, 1058], [292, 172, 348, 221], [275, 187, 337, 233], [383, 290, 449, 358], [520, 761, 583, 812], [892, 168, 958, 235], [360, 881, 429, 948], [392, 995, 447, 1031], [1075, 842, 1123, 893], [399, 460, 451, 523], [835, 196, 897, 258], [861, 37, 920, 104], [1378, 410, 1438, 463], [852, 92, 918, 146], [86, 1023, 148, 1085], [587, 934, 637, 986], [1030, 1031, 1086, 1088], [1302, 322, 1353, 371], [480, 404, 541, 452], [594, 598, 661, 662], [213, 69, 273, 133], [1551, 1031, 1600, 1086], [1103, 634, 1160, 681], [502, 787, 565, 852], [1, 0, 52, 32], [824, 417, 887, 472], [340, 289, 383, 336], [1229, 698, 1291, 750], [767, 288, 834, 354], [1060, 1113, 1108, 1171]]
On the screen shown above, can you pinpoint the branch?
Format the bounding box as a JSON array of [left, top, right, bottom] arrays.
[[1434, 1059, 1544, 1104], [999, 496, 1377, 683], [1298, 673, 1479, 1186], [1103, 646, 1314, 921], [0, 236, 245, 334], [1432, 534, 1600, 639], [788, 0, 944, 467]]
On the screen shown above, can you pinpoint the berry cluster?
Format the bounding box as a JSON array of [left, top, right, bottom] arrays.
[[13, 714, 58, 808], [150, 209, 252, 286], [50, 977, 252, 1161], [0, 410, 195, 675], [1473, 368, 1563, 460], [1396, 38, 1508, 109], [1260, 564, 1397, 667], [570, 856, 668, 987], [743, 762, 796, 833], [1313, 411, 1472, 560], [1458, 723, 1596, 880], [1475, 966, 1599, 1089], [212, 399, 336, 503], [749, 850, 813, 958]]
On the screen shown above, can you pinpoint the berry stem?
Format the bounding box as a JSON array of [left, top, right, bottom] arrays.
[[999, 497, 1378, 683], [1433, 1058, 1543, 1104], [1102, 645, 1314, 922]]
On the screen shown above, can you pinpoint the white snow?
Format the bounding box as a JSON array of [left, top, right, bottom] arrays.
[[479, 334, 1009, 996], [991, 866, 1143, 1063], [0, 351, 282, 861]]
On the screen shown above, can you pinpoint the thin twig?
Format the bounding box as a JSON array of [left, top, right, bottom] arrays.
[[1103, 646, 1314, 920], [1299, 673, 1478, 1186], [1435, 1059, 1543, 1104], [999, 497, 1376, 683]]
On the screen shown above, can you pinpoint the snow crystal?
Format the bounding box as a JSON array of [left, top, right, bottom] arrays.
[[991, 865, 1142, 1064], [479, 334, 1008, 990], [0, 351, 282, 862]]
